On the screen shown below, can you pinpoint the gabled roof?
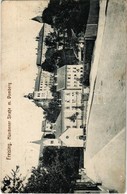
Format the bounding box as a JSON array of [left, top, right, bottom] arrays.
[[36, 24, 45, 66], [54, 112, 62, 138], [41, 120, 46, 132], [85, 24, 97, 38], [57, 66, 67, 91], [34, 75, 41, 91]]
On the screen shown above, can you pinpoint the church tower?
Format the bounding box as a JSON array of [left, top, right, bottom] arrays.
[[24, 93, 34, 100]]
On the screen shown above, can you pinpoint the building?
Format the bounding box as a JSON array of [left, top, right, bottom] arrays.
[[61, 90, 83, 130], [24, 67, 54, 101], [50, 64, 88, 147], [33, 67, 54, 100], [35, 23, 53, 66], [36, 25, 45, 66], [41, 120, 55, 133], [57, 64, 83, 91]]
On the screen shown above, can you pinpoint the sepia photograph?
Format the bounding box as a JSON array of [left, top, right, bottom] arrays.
[[1, 0, 126, 193]]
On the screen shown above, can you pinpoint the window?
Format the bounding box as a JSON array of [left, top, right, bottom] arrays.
[[66, 136, 69, 139], [72, 126, 77, 128], [50, 141, 54, 144], [38, 93, 40, 97], [66, 107, 70, 109]]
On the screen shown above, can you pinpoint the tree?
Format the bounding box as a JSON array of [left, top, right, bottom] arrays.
[[1, 166, 25, 193], [67, 112, 79, 122], [1, 147, 83, 193], [45, 99, 61, 123], [41, 59, 56, 73], [42, 0, 90, 36]]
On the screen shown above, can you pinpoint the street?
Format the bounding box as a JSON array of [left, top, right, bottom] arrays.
[[84, 0, 126, 192]]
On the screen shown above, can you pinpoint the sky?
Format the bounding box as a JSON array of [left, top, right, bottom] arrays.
[[1, 0, 49, 180]]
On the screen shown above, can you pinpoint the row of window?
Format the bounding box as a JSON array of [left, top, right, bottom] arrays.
[[67, 67, 83, 70], [67, 84, 82, 87], [37, 93, 45, 97]]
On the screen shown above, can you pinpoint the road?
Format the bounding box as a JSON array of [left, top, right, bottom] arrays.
[[84, 0, 126, 192]]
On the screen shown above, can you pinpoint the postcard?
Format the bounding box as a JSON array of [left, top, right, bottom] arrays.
[[1, 0, 126, 193]]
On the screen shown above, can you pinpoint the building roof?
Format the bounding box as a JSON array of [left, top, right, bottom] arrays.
[[41, 120, 46, 132], [57, 66, 67, 91], [85, 24, 98, 38], [34, 76, 40, 91], [87, 0, 99, 25], [36, 24, 45, 66], [34, 68, 42, 91], [54, 112, 62, 138]]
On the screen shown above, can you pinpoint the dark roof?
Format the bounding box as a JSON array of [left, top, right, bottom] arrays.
[[34, 75, 41, 91], [87, 0, 99, 24], [36, 24, 45, 66], [85, 24, 98, 38], [41, 120, 46, 132], [54, 112, 62, 138], [57, 66, 66, 91]]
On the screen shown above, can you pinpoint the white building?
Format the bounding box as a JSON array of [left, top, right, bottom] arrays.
[[31, 137, 61, 147], [57, 65, 83, 91], [61, 90, 83, 130], [33, 67, 54, 100]]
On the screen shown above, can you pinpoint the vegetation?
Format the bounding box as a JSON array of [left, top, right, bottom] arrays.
[[1, 148, 83, 193], [67, 112, 79, 122], [42, 0, 90, 36], [40, 0, 90, 73], [1, 166, 25, 193], [45, 99, 61, 123], [32, 147, 82, 193]]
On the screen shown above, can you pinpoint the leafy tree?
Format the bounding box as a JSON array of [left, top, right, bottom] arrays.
[[45, 99, 61, 123], [1, 148, 83, 193], [42, 0, 90, 35], [67, 112, 79, 122], [41, 59, 56, 72], [1, 166, 25, 193]]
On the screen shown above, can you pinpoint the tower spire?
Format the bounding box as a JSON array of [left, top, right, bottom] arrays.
[[30, 140, 42, 145], [24, 93, 33, 100], [31, 16, 43, 23]]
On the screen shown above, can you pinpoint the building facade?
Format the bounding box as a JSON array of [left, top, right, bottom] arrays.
[[61, 90, 83, 130], [33, 67, 54, 100], [57, 64, 83, 91]]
